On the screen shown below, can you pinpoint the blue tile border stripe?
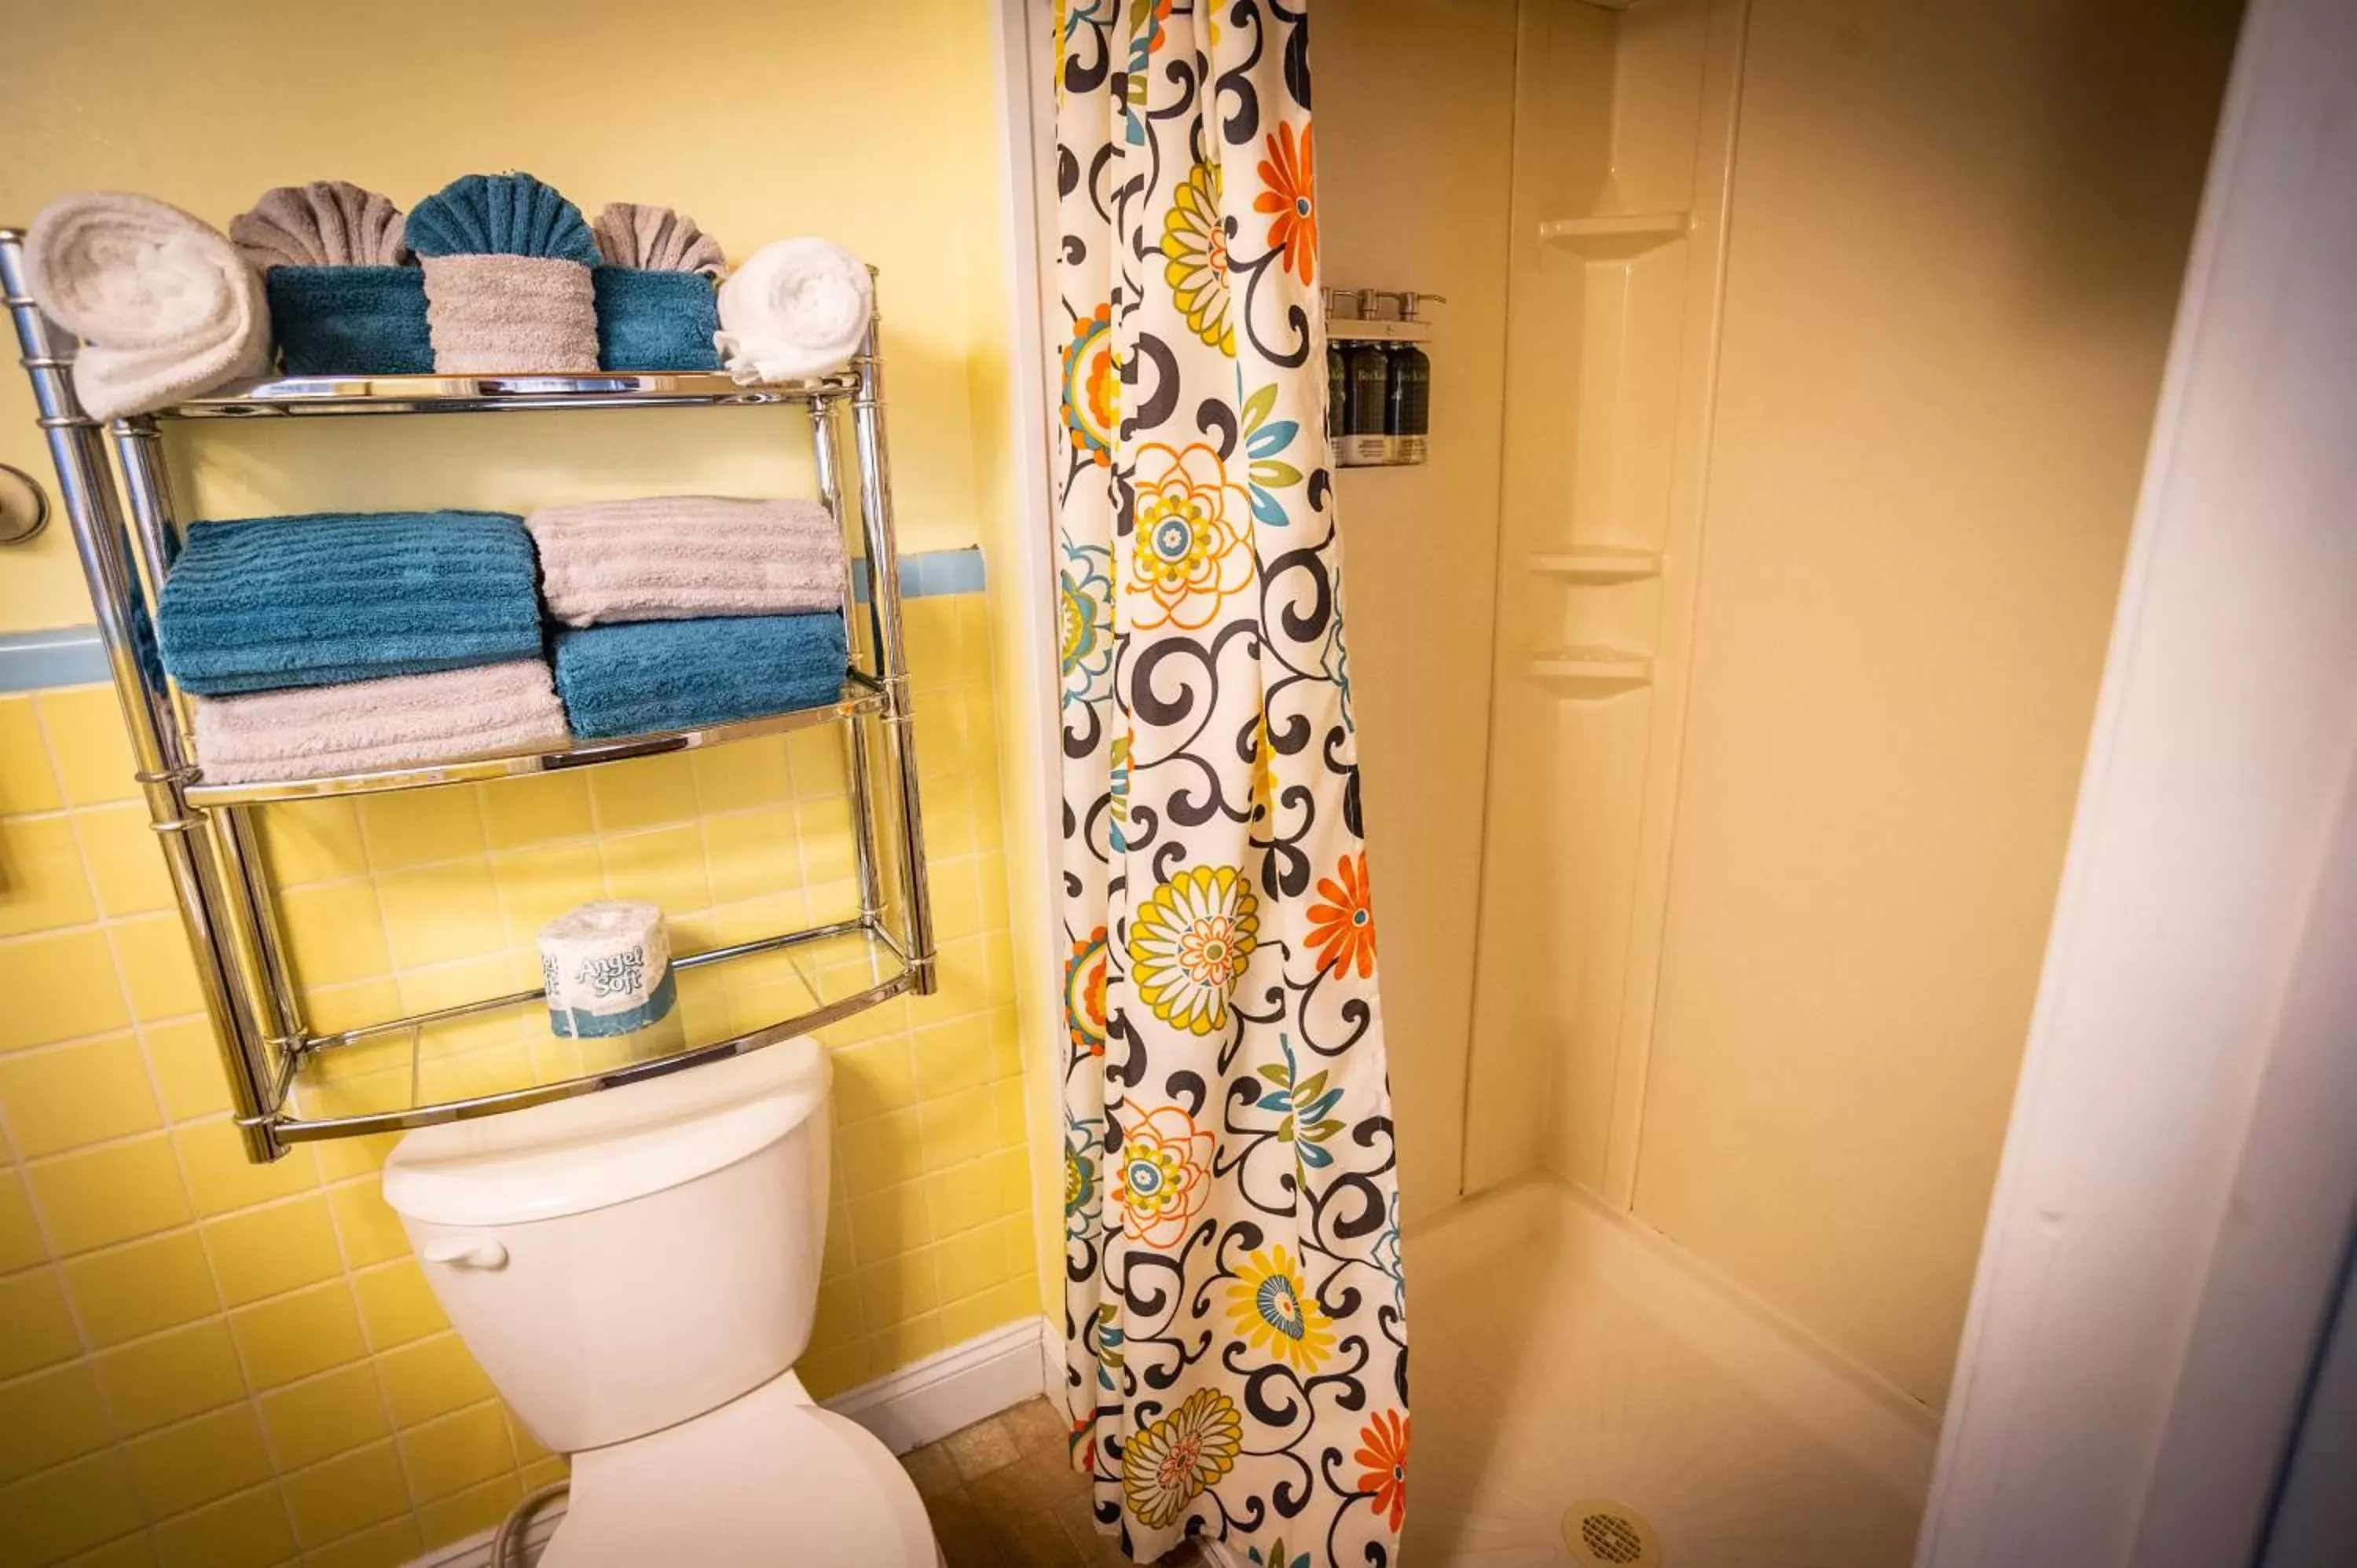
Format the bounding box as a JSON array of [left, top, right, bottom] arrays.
[[0, 546, 988, 694], [0, 626, 108, 693]]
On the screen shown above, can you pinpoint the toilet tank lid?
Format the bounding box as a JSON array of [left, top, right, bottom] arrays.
[[381, 1036, 830, 1228]]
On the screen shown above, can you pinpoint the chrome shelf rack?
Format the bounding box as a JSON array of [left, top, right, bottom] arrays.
[[0, 229, 937, 1161]]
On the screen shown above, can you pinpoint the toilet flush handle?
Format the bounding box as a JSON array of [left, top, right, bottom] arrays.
[[419, 1236, 508, 1270]]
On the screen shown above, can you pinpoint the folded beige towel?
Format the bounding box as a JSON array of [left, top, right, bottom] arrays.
[[192, 661, 570, 783], [231, 181, 409, 269], [592, 203, 726, 277], [418, 254, 598, 374], [526, 496, 848, 628]]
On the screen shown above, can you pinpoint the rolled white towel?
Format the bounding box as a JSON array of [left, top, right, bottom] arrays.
[[24, 192, 273, 419], [191, 661, 570, 784], [714, 236, 872, 384]]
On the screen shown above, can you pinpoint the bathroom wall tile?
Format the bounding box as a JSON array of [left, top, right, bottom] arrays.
[[0, 695, 61, 815], [599, 822, 711, 914], [125, 1403, 275, 1520], [310, 1133, 398, 1185], [918, 1084, 998, 1171], [691, 738, 792, 815], [36, 688, 137, 807], [152, 1482, 295, 1568], [174, 1121, 318, 1217], [354, 1263, 445, 1351], [374, 1333, 494, 1429], [488, 842, 607, 949], [517, 1455, 567, 1493], [376, 861, 502, 969], [280, 881, 392, 990], [0, 1449, 144, 1567], [856, 1256, 940, 1325], [58, 1533, 156, 1568], [787, 726, 849, 799], [701, 805, 800, 905], [926, 1163, 1006, 1240], [847, 1179, 930, 1268], [358, 790, 485, 872], [143, 1019, 235, 1123], [934, 1222, 1016, 1306], [0, 814, 97, 936], [259, 1363, 390, 1471], [0, 1172, 45, 1273], [872, 1309, 947, 1369], [929, 858, 985, 941], [479, 772, 595, 852], [397, 1401, 512, 1503], [0, 929, 128, 1053], [64, 1229, 221, 1348], [28, 1135, 192, 1255], [0, 1035, 162, 1159], [92, 1319, 246, 1434], [327, 1182, 410, 1272], [588, 752, 698, 834], [841, 1106, 927, 1193], [0, 1361, 114, 1485], [795, 796, 858, 885], [108, 917, 203, 1024], [830, 1036, 918, 1124], [502, 1407, 550, 1466], [257, 800, 367, 888], [204, 1196, 345, 1307], [300, 1515, 421, 1568], [75, 805, 172, 917], [231, 1282, 368, 1389], [915, 1015, 993, 1100], [414, 1474, 521, 1553], [284, 1442, 409, 1548]]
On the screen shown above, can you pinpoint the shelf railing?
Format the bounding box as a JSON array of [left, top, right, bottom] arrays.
[[0, 225, 937, 1159]]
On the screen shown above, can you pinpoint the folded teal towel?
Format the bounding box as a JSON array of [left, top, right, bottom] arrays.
[[266, 267, 434, 375], [594, 268, 721, 372], [552, 614, 848, 738], [158, 511, 543, 695]]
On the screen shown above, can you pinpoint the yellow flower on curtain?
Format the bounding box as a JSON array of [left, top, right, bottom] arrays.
[[1113, 1103, 1216, 1247], [1127, 441, 1255, 632], [1124, 1387, 1246, 1528], [1128, 864, 1260, 1034], [1226, 1247, 1336, 1372], [1162, 159, 1235, 354]]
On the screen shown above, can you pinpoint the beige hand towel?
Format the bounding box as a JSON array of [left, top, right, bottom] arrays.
[[592, 203, 726, 277], [526, 496, 849, 627], [418, 254, 599, 374], [231, 181, 410, 269], [192, 661, 570, 784]]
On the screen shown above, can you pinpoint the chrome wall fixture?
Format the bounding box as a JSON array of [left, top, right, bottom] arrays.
[[0, 461, 46, 544], [0, 227, 936, 1162]]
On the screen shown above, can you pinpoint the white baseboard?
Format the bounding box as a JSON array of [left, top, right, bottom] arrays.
[[409, 1316, 1054, 1566]]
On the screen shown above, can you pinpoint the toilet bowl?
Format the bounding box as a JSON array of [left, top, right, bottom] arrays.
[[381, 1038, 937, 1566]]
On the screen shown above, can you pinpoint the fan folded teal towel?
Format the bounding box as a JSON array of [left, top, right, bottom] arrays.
[[594, 269, 721, 372], [265, 267, 434, 375], [157, 510, 543, 695], [552, 614, 848, 738]]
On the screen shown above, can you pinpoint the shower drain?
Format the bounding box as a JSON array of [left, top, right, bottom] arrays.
[[1562, 1499, 1662, 1567]]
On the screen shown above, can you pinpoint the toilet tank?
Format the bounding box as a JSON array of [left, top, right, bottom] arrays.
[[382, 1039, 833, 1454]]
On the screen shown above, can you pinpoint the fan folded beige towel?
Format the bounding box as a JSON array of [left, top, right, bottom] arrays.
[[192, 661, 570, 783], [526, 496, 848, 628], [418, 254, 599, 374]]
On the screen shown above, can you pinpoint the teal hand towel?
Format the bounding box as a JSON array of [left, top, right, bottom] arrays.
[[552, 614, 849, 739], [265, 267, 434, 376], [157, 510, 543, 695], [594, 268, 721, 372]]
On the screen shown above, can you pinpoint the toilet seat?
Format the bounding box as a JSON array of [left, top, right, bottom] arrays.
[[545, 1372, 938, 1568]]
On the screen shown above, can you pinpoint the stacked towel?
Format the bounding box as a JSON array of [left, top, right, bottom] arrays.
[[552, 615, 849, 739], [716, 236, 872, 383], [22, 193, 273, 418], [156, 511, 543, 695], [526, 497, 846, 627], [406, 174, 603, 374], [192, 662, 568, 783], [233, 181, 431, 376], [590, 202, 725, 372]]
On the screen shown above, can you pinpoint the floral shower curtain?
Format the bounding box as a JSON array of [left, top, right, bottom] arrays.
[[1053, 3, 1408, 1564]]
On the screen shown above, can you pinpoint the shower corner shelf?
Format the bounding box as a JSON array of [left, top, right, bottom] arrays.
[[1527, 647, 1655, 693], [0, 229, 937, 1163], [1538, 213, 1690, 260], [1530, 546, 1663, 583]]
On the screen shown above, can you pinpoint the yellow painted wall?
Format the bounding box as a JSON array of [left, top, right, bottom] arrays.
[[1314, 0, 1518, 1219], [0, 4, 1047, 1565], [1629, 0, 2241, 1405]]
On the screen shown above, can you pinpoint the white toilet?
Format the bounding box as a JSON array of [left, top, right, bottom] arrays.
[[381, 1037, 939, 1566]]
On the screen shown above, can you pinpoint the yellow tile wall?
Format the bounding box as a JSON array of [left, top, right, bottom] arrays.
[[0, 592, 1039, 1568]]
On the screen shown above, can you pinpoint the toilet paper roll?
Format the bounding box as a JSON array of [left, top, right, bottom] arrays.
[[538, 900, 676, 1039]]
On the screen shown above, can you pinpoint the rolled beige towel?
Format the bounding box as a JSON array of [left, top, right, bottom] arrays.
[[526, 496, 848, 628], [192, 661, 570, 783], [418, 255, 599, 375]]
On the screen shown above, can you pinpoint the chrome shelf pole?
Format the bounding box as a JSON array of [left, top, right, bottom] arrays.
[[0, 229, 283, 1161]]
